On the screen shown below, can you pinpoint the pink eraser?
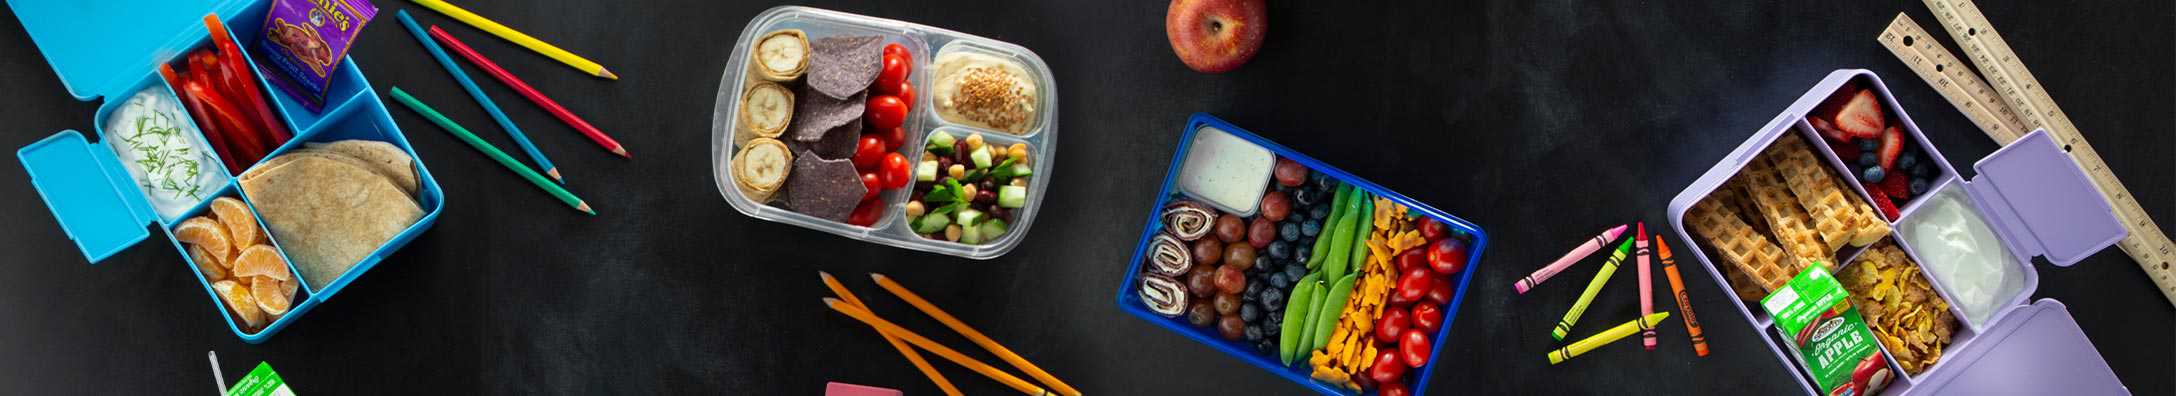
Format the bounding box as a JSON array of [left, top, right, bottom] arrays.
[[825, 382, 903, 396]]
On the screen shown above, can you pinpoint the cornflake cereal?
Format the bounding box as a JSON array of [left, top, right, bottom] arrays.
[[1838, 242, 1956, 375]]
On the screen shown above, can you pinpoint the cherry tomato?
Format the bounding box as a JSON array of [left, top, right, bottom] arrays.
[[1395, 249, 1428, 273], [1428, 238, 1469, 276], [1366, 348, 1407, 384], [1392, 267, 1431, 306], [892, 81, 915, 109], [1377, 380, 1411, 396], [847, 199, 883, 226], [1418, 217, 1449, 241], [1411, 303, 1444, 334], [1400, 328, 1432, 367], [1425, 277, 1455, 306], [859, 172, 882, 202], [880, 153, 911, 189], [883, 43, 911, 66], [1376, 308, 1411, 344], [875, 54, 909, 95], [880, 126, 907, 151], [867, 95, 908, 131], [852, 136, 888, 170]]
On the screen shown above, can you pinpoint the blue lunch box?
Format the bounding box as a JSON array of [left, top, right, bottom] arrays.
[[10, 0, 443, 343], [1114, 113, 1488, 395]]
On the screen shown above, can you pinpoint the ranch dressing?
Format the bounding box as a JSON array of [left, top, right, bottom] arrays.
[[1901, 187, 2022, 326], [1178, 126, 1273, 216], [106, 87, 227, 221]]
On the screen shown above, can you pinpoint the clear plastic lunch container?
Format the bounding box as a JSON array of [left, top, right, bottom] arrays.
[[711, 6, 1058, 259], [11, 0, 443, 343], [1115, 114, 1489, 395], [1665, 70, 2128, 394]]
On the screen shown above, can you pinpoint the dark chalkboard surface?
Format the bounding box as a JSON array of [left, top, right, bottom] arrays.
[[0, 1, 2167, 394]]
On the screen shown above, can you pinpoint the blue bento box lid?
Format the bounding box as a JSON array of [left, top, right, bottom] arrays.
[[8, 0, 259, 101]]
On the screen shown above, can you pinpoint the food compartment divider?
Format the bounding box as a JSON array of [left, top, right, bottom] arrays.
[[1114, 114, 1485, 396], [162, 182, 312, 340], [253, 92, 443, 300], [889, 127, 1047, 254], [212, 0, 371, 137]]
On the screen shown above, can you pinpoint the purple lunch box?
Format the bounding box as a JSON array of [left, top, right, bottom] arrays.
[[1664, 70, 2130, 395]]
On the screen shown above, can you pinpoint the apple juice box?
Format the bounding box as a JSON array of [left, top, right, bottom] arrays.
[[1761, 264, 1893, 396]]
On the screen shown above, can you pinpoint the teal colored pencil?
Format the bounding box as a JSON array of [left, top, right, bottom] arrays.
[[394, 10, 562, 183], [390, 87, 593, 215], [1553, 238, 1634, 340]]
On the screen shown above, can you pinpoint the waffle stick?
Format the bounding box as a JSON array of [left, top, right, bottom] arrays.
[[1771, 135, 1888, 249], [1719, 180, 1772, 237], [1742, 156, 1833, 270], [1687, 196, 1795, 293]]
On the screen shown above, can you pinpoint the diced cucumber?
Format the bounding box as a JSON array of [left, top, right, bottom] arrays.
[[912, 213, 951, 234], [961, 221, 985, 244], [928, 131, 956, 148], [977, 219, 1008, 240], [970, 146, 994, 169], [998, 185, 1028, 208], [916, 160, 940, 182], [1007, 162, 1032, 178], [955, 208, 985, 227]]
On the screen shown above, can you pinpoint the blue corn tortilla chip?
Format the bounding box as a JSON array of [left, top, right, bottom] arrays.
[[807, 35, 884, 100], [789, 117, 861, 161], [783, 150, 864, 222], [790, 85, 865, 142]]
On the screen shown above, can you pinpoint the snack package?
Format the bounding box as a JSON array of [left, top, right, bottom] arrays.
[[1762, 264, 1893, 396], [256, 0, 378, 112]]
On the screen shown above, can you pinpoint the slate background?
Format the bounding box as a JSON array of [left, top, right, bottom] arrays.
[[1, 1, 2169, 394]]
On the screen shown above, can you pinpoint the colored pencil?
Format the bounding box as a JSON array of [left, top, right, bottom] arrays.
[[1637, 222, 1657, 350], [1553, 238, 1634, 341], [394, 10, 563, 182], [427, 25, 628, 158], [818, 272, 960, 396], [1657, 237, 1710, 356], [1547, 312, 1670, 365], [871, 274, 1081, 396], [1516, 224, 1628, 294], [408, 0, 618, 80], [823, 299, 1055, 396], [388, 87, 593, 215]]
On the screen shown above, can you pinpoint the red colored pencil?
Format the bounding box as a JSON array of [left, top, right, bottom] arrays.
[[427, 25, 628, 158]]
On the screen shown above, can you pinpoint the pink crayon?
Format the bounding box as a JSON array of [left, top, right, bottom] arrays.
[[1637, 222, 1657, 350], [1514, 224, 1628, 294]]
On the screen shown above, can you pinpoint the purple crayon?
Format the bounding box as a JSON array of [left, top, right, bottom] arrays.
[[1514, 224, 1628, 294]]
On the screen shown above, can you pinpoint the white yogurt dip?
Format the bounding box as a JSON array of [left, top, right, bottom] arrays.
[[1178, 126, 1273, 216], [1901, 187, 2022, 326], [106, 87, 227, 221]]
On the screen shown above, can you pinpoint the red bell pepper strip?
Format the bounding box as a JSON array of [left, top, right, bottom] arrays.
[[160, 64, 243, 173], [184, 78, 266, 165], [202, 15, 291, 144]]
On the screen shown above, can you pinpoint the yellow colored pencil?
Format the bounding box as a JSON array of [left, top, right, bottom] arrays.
[[1548, 312, 1670, 365], [408, 0, 618, 80], [818, 272, 961, 396], [871, 274, 1081, 396], [823, 299, 1054, 396]]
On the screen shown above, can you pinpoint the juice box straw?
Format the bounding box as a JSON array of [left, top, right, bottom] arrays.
[[393, 10, 563, 183], [1656, 237, 1709, 356], [1516, 224, 1627, 294], [1547, 312, 1670, 365], [1637, 222, 1657, 350], [1553, 238, 1634, 341]]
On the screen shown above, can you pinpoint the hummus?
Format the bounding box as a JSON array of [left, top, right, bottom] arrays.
[[107, 87, 226, 221], [930, 51, 1037, 134]]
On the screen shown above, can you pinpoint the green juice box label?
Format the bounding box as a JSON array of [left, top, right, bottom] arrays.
[[225, 362, 294, 396], [1761, 264, 1893, 396]]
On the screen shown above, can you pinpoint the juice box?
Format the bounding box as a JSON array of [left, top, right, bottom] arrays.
[[1763, 264, 1894, 396]]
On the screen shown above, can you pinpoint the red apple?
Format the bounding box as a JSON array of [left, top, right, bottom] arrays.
[[1165, 0, 1267, 73]]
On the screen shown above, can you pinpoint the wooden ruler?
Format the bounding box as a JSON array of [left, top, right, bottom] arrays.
[[1875, 0, 2176, 307]]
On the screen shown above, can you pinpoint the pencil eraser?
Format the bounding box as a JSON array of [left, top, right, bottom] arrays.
[[824, 382, 902, 396]]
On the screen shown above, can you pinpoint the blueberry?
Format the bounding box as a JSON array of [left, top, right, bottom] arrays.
[[1858, 152, 1878, 167], [1302, 219, 1323, 237], [1862, 167, 1886, 183], [1255, 256, 1275, 273], [1244, 324, 1263, 342], [1912, 161, 1933, 177], [1310, 204, 1332, 220], [1910, 178, 1930, 195], [1280, 223, 1300, 242], [1294, 245, 1311, 263], [1857, 138, 1879, 152], [1241, 303, 1261, 322], [1268, 241, 1291, 260], [1312, 172, 1335, 191], [1284, 264, 1308, 280], [1268, 272, 1290, 289], [1897, 152, 1918, 171], [1245, 280, 1264, 297], [1261, 286, 1284, 307], [1291, 188, 1318, 207], [1264, 313, 1282, 334]]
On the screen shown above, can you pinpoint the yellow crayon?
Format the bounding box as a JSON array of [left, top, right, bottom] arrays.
[[1553, 238, 1634, 340], [1548, 312, 1671, 365]]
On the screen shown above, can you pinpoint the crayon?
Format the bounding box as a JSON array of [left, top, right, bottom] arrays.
[[1516, 224, 1629, 294], [1553, 238, 1635, 341], [1638, 222, 1657, 350], [1547, 312, 1670, 365], [1657, 237, 1709, 356]]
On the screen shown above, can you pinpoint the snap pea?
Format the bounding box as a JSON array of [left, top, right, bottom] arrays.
[[1344, 193, 1375, 275], [1310, 273, 1360, 352], [1279, 272, 1322, 365], [1323, 188, 1368, 281], [1306, 183, 1352, 270]]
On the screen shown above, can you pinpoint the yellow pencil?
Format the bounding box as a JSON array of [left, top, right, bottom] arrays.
[[823, 299, 1055, 396], [871, 274, 1081, 396], [818, 272, 961, 396], [408, 0, 618, 80], [1547, 312, 1670, 365]]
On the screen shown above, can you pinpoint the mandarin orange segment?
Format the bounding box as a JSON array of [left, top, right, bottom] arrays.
[[189, 245, 228, 282], [209, 197, 263, 247], [211, 280, 267, 331], [173, 216, 233, 267], [230, 244, 292, 281], [250, 276, 292, 316]]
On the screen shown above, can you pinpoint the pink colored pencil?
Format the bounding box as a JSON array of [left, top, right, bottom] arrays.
[[1514, 224, 1628, 294], [428, 25, 629, 158], [1637, 222, 1657, 350]]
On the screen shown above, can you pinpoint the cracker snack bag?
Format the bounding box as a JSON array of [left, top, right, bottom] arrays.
[[257, 0, 378, 112], [1762, 264, 1893, 396]]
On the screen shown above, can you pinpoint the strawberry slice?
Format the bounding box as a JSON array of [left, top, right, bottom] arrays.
[[1809, 116, 1851, 144], [1867, 188, 1901, 220], [1877, 167, 1912, 199], [1832, 89, 1886, 139], [1878, 125, 1905, 170]]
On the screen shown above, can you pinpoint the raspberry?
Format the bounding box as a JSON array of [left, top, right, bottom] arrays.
[[1868, 188, 1901, 220]]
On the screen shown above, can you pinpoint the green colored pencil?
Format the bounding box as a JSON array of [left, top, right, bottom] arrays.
[[388, 87, 594, 215]]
